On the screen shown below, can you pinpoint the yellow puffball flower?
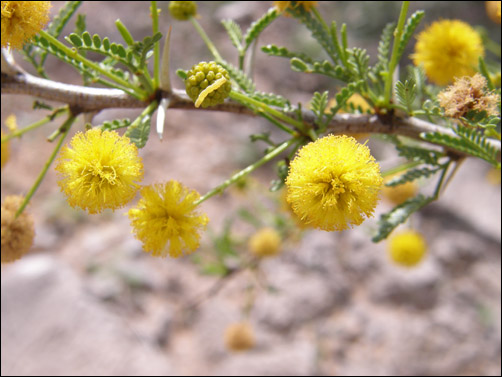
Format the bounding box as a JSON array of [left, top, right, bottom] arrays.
[[411, 20, 484, 86], [1, 131, 10, 169], [286, 135, 382, 231], [274, 1, 318, 14], [168, 1, 197, 21], [486, 1, 501, 24], [1, 1, 51, 49], [128, 181, 209, 258], [388, 230, 427, 267], [55, 129, 143, 214], [249, 227, 282, 258], [381, 175, 418, 205], [1, 195, 35, 264], [224, 322, 256, 352]]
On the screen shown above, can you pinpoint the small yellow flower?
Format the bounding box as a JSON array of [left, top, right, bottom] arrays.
[[1, 131, 10, 169], [286, 135, 382, 231], [411, 20, 484, 86], [485, 1, 501, 24], [128, 181, 209, 258], [1, 195, 35, 264], [168, 1, 197, 21], [438, 73, 500, 119], [249, 227, 282, 258], [274, 1, 318, 14], [1, 1, 51, 49], [224, 322, 256, 352], [55, 128, 143, 214], [5, 114, 18, 133], [388, 230, 427, 267], [381, 174, 418, 205]]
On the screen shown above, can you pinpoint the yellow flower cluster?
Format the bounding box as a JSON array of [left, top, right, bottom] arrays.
[[388, 230, 427, 267], [128, 181, 209, 258], [412, 20, 484, 86], [1, 1, 51, 49], [55, 129, 144, 214], [1, 195, 35, 264], [248, 227, 282, 258], [168, 1, 197, 21], [286, 135, 382, 231], [224, 322, 256, 352]]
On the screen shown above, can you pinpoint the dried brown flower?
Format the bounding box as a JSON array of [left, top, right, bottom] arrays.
[[1, 195, 35, 264], [438, 73, 500, 119]]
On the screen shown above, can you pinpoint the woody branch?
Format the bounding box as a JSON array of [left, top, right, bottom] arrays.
[[2, 60, 500, 155]]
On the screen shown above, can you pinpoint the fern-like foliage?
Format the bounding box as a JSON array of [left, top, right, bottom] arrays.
[[251, 91, 291, 108], [100, 119, 131, 131], [66, 31, 161, 75], [261, 44, 315, 65], [221, 19, 243, 50], [395, 143, 444, 165], [219, 61, 256, 93], [22, 1, 82, 77], [373, 195, 434, 242], [125, 114, 151, 148], [289, 58, 350, 82], [287, 5, 337, 63], [396, 11, 425, 63], [385, 166, 442, 186], [310, 91, 329, 126], [375, 22, 395, 72], [243, 8, 278, 50], [395, 78, 417, 114], [422, 125, 500, 167], [326, 81, 365, 119]]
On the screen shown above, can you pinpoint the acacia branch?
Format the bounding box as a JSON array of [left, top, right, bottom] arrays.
[[1, 68, 501, 154]]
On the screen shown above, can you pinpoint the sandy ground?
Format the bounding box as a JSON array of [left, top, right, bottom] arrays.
[[2, 2, 501, 376]]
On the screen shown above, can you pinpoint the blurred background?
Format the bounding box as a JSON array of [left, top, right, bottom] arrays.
[[1, 1, 501, 375]]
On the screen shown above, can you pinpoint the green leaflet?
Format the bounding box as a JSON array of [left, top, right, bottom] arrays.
[[221, 19, 243, 50], [385, 166, 441, 187], [243, 8, 278, 50], [422, 125, 500, 167], [373, 195, 434, 242], [125, 114, 151, 148], [219, 61, 256, 93], [396, 10, 425, 63], [395, 79, 417, 114]]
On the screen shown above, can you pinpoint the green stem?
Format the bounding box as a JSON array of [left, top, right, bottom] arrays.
[[189, 16, 223, 62], [1, 108, 68, 143], [15, 115, 76, 218], [383, 1, 409, 106], [433, 161, 452, 199], [256, 112, 296, 136], [229, 91, 308, 135], [151, 1, 160, 88], [130, 100, 159, 128], [38, 30, 147, 99], [195, 138, 297, 205]]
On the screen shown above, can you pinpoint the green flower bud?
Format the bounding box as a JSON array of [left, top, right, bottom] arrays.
[[168, 1, 197, 21], [185, 61, 232, 108]]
